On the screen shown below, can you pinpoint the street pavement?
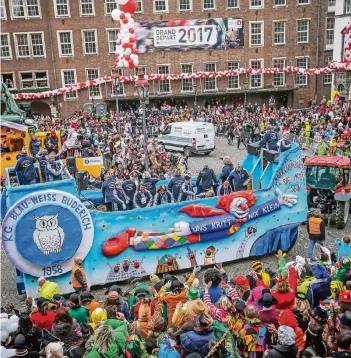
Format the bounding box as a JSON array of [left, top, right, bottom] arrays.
[[1, 136, 350, 307]]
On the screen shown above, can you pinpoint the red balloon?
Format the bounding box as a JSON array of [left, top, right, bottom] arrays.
[[122, 18, 129, 24], [129, 63, 135, 69], [121, 0, 137, 14], [125, 55, 130, 61], [130, 38, 136, 43], [120, 13, 125, 19], [129, 28, 135, 34], [132, 48, 138, 54]]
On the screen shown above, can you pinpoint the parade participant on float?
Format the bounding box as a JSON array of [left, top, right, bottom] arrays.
[[196, 164, 218, 194], [153, 185, 174, 206], [111, 181, 128, 211], [36, 149, 48, 182], [14, 148, 37, 185], [133, 183, 153, 208], [46, 153, 64, 182], [259, 125, 279, 151], [71, 256, 89, 294], [168, 169, 185, 202], [279, 131, 292, 152], [179, 174, 196, 202], [101, 173, 117, 212], [217, 180, 233, 196], [142, 171, 159, 197], [37, 277, 60, 301], [29, 134, 41, 157], [45, 130, 59, 154], [227, 163, 250, 192], [219, 156, 234, 183]]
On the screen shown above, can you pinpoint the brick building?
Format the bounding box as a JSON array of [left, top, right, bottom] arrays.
[[1, 0, 334, 118]]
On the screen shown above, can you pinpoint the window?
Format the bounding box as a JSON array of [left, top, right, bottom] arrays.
[[107, 29, 118, 53], [154, 0, 168, 12], [14, 32, 45, 58], [227, 0, 239, 7], [273, 58, 285, 87], [57, 31, 73, 56], [62, 69, 77, 99], [274, 0, 286, 6], [296, 57, 308, 86], [86, 69, 101, 97], [136, 0, 143, 12], [297, 19, 309, 43], [250, 0, 263, 8], [203, 0, 215, 9], [204, 63, 217, 90], [82, 30, 98, 55], [179, 0, 192, 11], [250, 60, 263, 88], [326, 18, 334, 46], [135, 66, 147, 75], [274, 21, 286, 45], [0, 0, 7, 19], [157, 65, 171, 93], [227, 61, 239, 89], [324, 56, 332, 84], [104, 0, 117, 14], [250, 22, 264, 47], [328, 0, 335, 5], [19, 71, 48, 89], [80, 0, 94, 15], [1, 34, 12, 59], [297, 0, 310, 4], [11, 0, 41, 18], [1, 73, 15, 89], [112, 68, 124, 95], [54, 0, 70, 17], [181, 64, 194, 92], [346, 0, 351, 13]]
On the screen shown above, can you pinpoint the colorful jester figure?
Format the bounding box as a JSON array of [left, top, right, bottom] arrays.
[[102, 189, 297, 257]]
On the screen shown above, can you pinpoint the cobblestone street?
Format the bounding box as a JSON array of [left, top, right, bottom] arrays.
[[1, 136, 350, 306]]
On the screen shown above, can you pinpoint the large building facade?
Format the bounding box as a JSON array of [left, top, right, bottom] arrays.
[[1, 0, 336, 117]]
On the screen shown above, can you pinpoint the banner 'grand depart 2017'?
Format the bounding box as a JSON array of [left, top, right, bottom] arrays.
[[136, 18, 244, 53]]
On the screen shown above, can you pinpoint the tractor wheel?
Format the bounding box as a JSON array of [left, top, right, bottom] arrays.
[[336, 200, 350, 229]]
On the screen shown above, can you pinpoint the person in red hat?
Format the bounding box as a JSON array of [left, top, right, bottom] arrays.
[[45, 130, 59, 154], [232, 276, 251, 301]]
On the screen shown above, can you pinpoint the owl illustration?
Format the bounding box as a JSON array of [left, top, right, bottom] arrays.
[[33, 213, 65, 255]]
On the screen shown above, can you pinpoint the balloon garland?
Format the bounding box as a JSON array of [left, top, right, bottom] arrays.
[[344, 22, 351, 62], [111, 0, 139, 70], [11, 61, 351, 100]]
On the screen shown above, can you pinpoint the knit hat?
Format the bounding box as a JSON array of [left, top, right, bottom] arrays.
[[232, 276, 250, 289], [187, 287, 200, 300], [150, 274, 160, 284], [339, 290, 351, 303], [252, 261, 263, 272], [69, 293, 80, 305], [278, 309, 297, 330], [340, 311, 351, 331], [308, 306, 328, 325], [278, 326, 296, 346], [80, 291, 94, 302]]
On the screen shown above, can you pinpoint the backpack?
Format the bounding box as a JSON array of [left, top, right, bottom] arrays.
[[158, 339, 181, 358]]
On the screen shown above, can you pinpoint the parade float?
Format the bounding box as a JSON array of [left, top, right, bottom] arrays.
[[1, 140, 307, 297]]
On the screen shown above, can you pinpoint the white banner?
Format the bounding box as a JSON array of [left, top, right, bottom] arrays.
[[154, 25, 218, 48], [82, 156, 103, 166]]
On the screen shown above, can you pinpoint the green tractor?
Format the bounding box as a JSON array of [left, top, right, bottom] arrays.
[[305, 155, 351, 229]]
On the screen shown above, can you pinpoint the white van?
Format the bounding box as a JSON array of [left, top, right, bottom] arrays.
[[158, 121, 215, 157]]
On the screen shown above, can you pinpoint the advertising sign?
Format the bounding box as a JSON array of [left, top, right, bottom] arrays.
[[82, 157, 103, 166], [136, 18, 244, 53]]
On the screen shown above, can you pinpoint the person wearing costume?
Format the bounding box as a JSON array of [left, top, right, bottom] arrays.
[[133, 183, 153, 208], [14, 148, 37, 185]]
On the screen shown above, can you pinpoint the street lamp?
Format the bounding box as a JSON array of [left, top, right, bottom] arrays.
[[111, 69, 120, 133], [193, 84, 198, 118], [135, 71, 150, 171]]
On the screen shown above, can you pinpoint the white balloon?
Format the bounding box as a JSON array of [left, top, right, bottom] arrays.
[[116, 0, 128, 4], [125, 48, 132, 55], [117, 60, 124, 67], [133, 59, 139, 66], [122, 37, 130, 44], [0, 331, 8, 342], [8, 322, 18, 333], [123, 60, 129, 67], [111, 8, 121, 20], [128, 18, 134, 24], [9, 315, 19, 322], [125, 13, 131, 19]]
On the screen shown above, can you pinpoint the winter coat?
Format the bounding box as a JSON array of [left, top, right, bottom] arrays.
[[259, 130, 279, 151], [264, 344, 298, 358], [179, 182, 196, 202], [168, 175, 185, 201], [30, 139, 41, 156], [46, 160, 64, 181], [217, 184, 233, 196], [180, 330, 215, 358], [227, 168, 250, 191], [154, 191, 173, 206], [112, 189, 127, 211], [133, 190, 153, 208], [143, 178, 159, 196], [36, 153, 48, 181], [102, 177, 117, 204], [52, 321, 80, 348], [220, 163, 234, 181], [122, 179, 137, 204], [46, 136, 59, 153], [306, 277, 332, 308], [196, 168, 217, 190], [14, 154, 37, 183]]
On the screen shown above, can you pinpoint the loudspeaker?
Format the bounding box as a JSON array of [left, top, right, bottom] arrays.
[[76, 170, 89, 192], [263, 149, 280, 163], [66, 157, 77, 176], [247, 143, 261, 156]]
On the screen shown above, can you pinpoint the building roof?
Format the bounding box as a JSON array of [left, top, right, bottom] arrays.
[[304, 155, 350, 168]]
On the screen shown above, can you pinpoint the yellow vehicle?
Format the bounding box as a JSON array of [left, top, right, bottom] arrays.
[[0, 121, 61, 176]]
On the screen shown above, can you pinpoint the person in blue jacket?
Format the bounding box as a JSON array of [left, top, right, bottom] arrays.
[[219, 156, 234, 183], [102, 174, 117, 212], [227, 163, 250, 192], [142, 171, 159, 197], [122, 175, 137, 210], [30, 134, 41, 156], [111, 181, 128, 211], [133, 183, 153, 208], [279, 131, 292, 152], [179, 174, 196, 202], [168, 169, 185, 202], [154, 185, 174, 206], [259, 125, 280, 151], [14, 148, 37, 185], [46, 153, 64, 182], [36, 149, 49, 182]]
